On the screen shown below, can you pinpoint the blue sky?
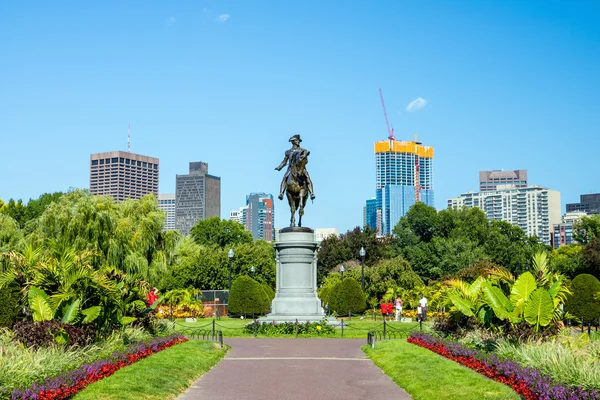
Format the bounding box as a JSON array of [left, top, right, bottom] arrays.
[[1, 1, 599, 233]]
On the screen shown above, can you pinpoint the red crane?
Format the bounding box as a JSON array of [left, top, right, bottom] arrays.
[[379, 88, 395, 141]]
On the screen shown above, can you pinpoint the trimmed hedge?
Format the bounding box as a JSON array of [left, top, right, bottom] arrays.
[[0, 282, 21, 327], [228, 276, 269, 316], [329, 277, 366, 314], [567, 273, 600, 323]]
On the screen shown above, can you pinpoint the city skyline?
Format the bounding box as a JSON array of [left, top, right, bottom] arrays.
[[1, 1, 599, 233]]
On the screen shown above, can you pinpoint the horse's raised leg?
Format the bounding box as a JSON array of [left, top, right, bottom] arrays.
[[298, 191, 305, 227]]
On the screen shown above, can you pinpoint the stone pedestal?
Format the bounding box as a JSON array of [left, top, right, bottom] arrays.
[[258, 227, 335, 324]]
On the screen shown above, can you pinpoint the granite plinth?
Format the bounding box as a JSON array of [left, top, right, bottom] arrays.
[[258, 228, 335, 325]]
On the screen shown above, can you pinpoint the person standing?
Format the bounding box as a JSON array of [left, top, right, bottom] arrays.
[[419, 293, 428, 321], [386, 300, 394, 320], [380, 301, 388, 321], [395, 296, 403, 322]]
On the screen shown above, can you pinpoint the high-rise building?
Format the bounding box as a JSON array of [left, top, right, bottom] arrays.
[[175, 162, 221, 235], [158, 194, 176, 231], [229, 208, 246, 225], [315, 228, 339, 243], [551, 211, 587, 249], [448, 185, 561, 245], [89, 151, 159, 201], [244, 193, 275, 242], [363, 198, 378, 231], [365, 139, 434, 236], [479, 170, 527, 192], [566, 193, 600, 215]]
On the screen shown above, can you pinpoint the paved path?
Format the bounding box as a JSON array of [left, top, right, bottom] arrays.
[[178, 338, 411, 400]]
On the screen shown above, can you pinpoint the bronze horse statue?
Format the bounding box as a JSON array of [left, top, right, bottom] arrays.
[[275, 134, 315, 228], [285, 150, 310, 227]]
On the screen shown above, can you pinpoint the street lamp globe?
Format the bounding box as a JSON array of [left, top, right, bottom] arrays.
[[250, 265, 255, 274], [359, 247, 366, 258], [340, 265, 345, 280], [228, 248, 234, 259]]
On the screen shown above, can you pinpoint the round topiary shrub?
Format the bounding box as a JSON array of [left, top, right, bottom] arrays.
[[228, 276, 270, 316], [261, 283, 275, 304], [0, 283, 22, 328], [328, 277, 366, 315], [566, 273, 600, 323]]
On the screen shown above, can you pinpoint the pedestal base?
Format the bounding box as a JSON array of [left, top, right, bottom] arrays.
[[258, 227, 333, 325]]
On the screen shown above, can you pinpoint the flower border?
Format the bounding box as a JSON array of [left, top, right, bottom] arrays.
[[407, 332, 598, 400], [12, 334, 188, 400]]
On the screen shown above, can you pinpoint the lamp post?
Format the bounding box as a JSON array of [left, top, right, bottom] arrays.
[[250, 265, 255, 279], [359, 247, 366, 292], [340, 265, 345, 281], [228, 248, 234, 291]]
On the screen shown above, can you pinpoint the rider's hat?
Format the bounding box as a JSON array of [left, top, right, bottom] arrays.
[[289, 134, 302, 143]]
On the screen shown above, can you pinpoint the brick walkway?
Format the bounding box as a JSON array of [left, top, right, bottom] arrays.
[[177, 338, 411, 400]]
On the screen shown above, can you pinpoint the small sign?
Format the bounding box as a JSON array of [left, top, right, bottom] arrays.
[[215, 298, 220, 302]]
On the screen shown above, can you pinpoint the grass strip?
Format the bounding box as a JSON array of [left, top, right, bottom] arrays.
[[73, 341, 227, 400], [363, 340, 521, 400]]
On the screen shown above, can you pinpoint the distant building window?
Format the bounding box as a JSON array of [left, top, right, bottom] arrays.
[[92, 160, 98, 165], [100, 159, 104, 165], [126, 159, 130, 165], [105, 158, 110, 164], [143, 162, 147, 167], [137, 161, 141, 166], [120, 158, 124, 163]]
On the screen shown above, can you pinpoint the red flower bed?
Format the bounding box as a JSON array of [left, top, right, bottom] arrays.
[[407, 332, 599, 400], [408, 334, 535, 399], [12, 335, 188, 400]]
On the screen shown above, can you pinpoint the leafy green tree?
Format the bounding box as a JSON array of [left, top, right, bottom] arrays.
[[0, 214, 23, 252], [22, 192, 64, 227], [574, 215, 600, 244], [328, 277, 366, 315], [0, 199, 26, 227], [566, 274, 600, 325], [228, 276, 269, 316], [402, 202, 439, 242], [581, 240, 600, 278], [550, 245, 583, 278], [190, 217, 252, 248]]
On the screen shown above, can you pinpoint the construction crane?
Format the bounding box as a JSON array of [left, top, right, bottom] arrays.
[[378, 88, 395, 141], [414, 133, 421, 203]]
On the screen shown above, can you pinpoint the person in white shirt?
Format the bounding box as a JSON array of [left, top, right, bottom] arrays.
[[395, 297, 403, 322], [419, 293, 428, 321]]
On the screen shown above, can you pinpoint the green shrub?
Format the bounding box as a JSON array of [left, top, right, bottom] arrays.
[[0, 282, 21, 327], [261, 283, 275, 303], [243, 319, 335, 336], [228, 276, 269, 316], [329, 277, 366, 315], [567, 274, 600, 323]]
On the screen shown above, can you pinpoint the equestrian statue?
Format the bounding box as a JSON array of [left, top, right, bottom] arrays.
[[275, 134, 315, 227]]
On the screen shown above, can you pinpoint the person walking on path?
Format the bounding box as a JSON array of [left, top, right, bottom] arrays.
[[395, 297, 403, 322]]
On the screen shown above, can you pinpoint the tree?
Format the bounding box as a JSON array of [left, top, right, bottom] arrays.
[[0, 282, 21, 327], [550, 245, 583, 278], [317, 234, 350, 285], [328, 277, 366, 315], [0, 214, 23, 252], [228, 276, 270, 316], [566, 274, 600, 326], [574, 215, 600, 244], [190, 217, 252, 248], [402, 202, 439, 242], [0, 199, 26, 227], [581, 240, 600, 278]]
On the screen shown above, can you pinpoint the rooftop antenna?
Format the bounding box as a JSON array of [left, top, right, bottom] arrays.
[[127, 124, 131, 152]]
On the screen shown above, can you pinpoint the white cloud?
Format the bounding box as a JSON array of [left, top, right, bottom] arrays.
[[166, 16, 176, 26], [218, 14, 230, 22], [406, 97, 427, 112]]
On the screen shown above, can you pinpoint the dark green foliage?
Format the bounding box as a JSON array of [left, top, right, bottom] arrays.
[[403, 202, 439, 242], [261, 283, 275, 303], [566, 274, 600, 323], [190, 217, 252, 247], [228, 276, 270, 316], [328, 277, 366, 314], [316, 226, 391, 285], [0, 282, 21, 327], [454, 260, 499, 283], [359, 257, 423, 301], [244, 319, 335, 336], [581, 240, 600, 278], [12, 320, 95, 348]]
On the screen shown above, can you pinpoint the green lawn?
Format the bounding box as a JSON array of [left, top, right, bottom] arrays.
[[170, 316, 428, 339], [73, 340, 227, 400], [363, 340, 521, 400]]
